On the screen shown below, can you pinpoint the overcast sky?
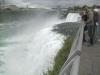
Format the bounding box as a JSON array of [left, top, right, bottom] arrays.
[[3, 0, 100, 7]]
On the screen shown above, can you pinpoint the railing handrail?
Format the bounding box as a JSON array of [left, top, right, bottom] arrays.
[[59, 22, 84, 75]]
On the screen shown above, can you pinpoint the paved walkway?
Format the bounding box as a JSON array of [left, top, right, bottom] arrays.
[[79, 41, 100, 75]]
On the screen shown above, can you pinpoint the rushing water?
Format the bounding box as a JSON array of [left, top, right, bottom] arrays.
[[0, 8, 65, 75]]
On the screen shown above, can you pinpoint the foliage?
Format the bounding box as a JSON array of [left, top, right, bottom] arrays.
[[44, 37, 74, 75]]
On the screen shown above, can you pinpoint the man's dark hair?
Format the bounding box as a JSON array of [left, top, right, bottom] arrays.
[[82, 5, 88, 10]]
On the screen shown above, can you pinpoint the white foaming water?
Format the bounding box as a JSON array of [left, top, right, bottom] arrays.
[[66, 13, 81, 22], [0, 15, 66, 75]]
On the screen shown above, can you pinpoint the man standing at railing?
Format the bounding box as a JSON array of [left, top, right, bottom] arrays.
[[87, 8, 94, 45], [81, 6, 95, 46], [80, 6, 89, 43]]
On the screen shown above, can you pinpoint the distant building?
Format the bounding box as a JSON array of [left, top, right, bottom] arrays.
[[3, 5, 19, 10]]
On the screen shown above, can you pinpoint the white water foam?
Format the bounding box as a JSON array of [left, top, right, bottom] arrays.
[[0, 17, 66, 75], [66, 13, 81, 22], [3, 27, 65, 75]]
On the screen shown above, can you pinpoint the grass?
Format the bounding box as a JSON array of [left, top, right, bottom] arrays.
[[44, 36, 74, 75]]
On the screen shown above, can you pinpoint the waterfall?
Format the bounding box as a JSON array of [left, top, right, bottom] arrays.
[[0, 9, 65, 75]]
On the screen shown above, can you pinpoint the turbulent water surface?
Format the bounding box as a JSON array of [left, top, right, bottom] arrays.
[[0, 8, 65, 75]]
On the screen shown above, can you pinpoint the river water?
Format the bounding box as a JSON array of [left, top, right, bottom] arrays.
[[0, 8, 65, 75]]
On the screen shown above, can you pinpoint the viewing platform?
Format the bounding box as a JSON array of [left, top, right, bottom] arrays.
[[79, 41, 100, 75]]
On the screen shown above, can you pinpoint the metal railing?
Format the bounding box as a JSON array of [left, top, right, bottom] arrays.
[[59, 22, 84, 75]]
